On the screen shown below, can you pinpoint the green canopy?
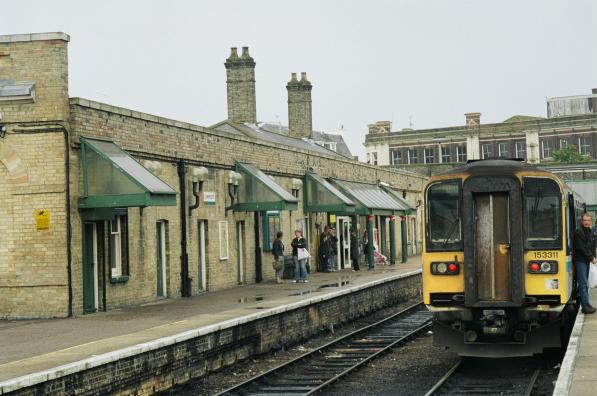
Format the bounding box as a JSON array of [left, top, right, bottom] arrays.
[[380, 185, 416, 214], [329, 179, 406, 216], [234, 161, 298, 212], [78, 137, 176, 209], [304, 171, 355, 213]]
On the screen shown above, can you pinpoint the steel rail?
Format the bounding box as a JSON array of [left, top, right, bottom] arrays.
[[425, 358, 541, 396], [215, 301, 431, 396]]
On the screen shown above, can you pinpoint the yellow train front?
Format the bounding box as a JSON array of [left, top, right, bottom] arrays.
[[422, 159, 583, 357]]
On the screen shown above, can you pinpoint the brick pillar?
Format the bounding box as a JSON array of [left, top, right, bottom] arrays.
[[287, 72, 313, 139], [225, 47, 257, 124]]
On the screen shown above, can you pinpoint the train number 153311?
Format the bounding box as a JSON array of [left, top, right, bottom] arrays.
[[532, 251, 559, 259]]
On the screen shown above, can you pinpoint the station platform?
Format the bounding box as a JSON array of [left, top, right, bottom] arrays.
[[555, 287, 597, 395], [0, 258, 422, 395]]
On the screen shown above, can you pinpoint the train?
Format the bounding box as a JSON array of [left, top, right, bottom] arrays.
[[422, 159, 584, 357]]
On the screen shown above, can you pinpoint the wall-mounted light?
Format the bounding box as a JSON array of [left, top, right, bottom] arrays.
[[189, 166, 209, 214], [402, 190, 407, 199], [225, 170, 242, 215], [291, 178, 303, 198]]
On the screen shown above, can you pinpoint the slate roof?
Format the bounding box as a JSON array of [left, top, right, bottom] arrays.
[[210, 121, 353, 159]]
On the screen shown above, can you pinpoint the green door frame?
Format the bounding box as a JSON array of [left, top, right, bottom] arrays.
[[401, 216, 408, 263], [83, 222, 97, 313]]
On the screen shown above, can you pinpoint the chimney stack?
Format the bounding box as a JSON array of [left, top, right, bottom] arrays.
[[287, 72, 313, 139], [224, 46, 257, 124], [465, 112, 481, 128], [367, 121, 392, 134]]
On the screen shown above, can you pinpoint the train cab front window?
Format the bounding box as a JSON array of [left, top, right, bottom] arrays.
[[426, 180, 462, 251], [523, 177, 562, 250]]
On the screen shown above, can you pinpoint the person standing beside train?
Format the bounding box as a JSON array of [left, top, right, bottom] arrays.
[[573, 213, 596, 314]]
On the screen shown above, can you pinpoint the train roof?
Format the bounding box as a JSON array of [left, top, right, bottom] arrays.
[[435, 159, 554, 178]]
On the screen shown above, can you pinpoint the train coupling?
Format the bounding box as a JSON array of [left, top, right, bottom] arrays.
[[480, 309, 508, 336]]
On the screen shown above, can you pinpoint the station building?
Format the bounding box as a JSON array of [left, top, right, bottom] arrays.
[[0, 33, 426, 319], [364, 91, 597, 176]]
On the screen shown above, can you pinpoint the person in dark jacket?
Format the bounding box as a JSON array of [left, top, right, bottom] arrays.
[[291, 229, 309, 282], [328, 228, 338, 272], [272, 231, 285, 284], [319, 225, 329, 272], [350, 228, 360, 271], [573, 213, 596, 314]]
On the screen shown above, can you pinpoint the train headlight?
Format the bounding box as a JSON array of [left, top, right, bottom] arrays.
[[528, 260, 558, 274], [436, 263, 448, 273]]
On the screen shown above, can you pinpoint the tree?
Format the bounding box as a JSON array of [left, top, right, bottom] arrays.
[[552, 146, 590, 163]]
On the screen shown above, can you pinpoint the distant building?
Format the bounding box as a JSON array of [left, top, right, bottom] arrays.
[[363, 89, 597, 176]]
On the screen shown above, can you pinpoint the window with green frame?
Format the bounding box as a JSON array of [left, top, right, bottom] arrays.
[[263, 211, 281, 252]]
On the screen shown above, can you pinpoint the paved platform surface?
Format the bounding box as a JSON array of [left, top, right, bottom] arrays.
[[0, 258, 421, 385], [559, 287, 597, 396]]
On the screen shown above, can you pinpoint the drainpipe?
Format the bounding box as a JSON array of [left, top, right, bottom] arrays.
[[178, 160, 190, 297], [63, 127, 73, 317], [254, 211, 262, 283], [367, 215, 375, 270], [389, 215, 396, 265]]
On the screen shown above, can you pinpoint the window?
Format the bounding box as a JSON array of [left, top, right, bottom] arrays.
[[407, 149, 418, 164], [218, 220, 229, 260], [426, 181, 462, 251], [424, 148, 434, 164], [369, 152, 378, 165], [391, 150, 401, 165], [109, 214, 129, 279], [263, 211, 281, 251], [498, 142, 510, 158], [579, 136, 591, 156], [542, 139, 553, 158], [457, 146, 467, 162], [515, 142, 526, 159], [441, 147, 451, 163], [481, 144, 492, 159], [523, 178, 562, 250], [560, 139, 568, 149]]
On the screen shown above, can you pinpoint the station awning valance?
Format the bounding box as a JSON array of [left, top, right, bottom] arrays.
[[78, 137, 177, 209], [304, 171, 355, 213], [234, 161, 298, 212], [329, 179, 406, 216], [380, 185, 416, 215]]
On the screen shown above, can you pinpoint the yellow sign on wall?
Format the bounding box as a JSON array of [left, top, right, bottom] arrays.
[[35, 209, 50, 230], [330, 214, 336, 223]]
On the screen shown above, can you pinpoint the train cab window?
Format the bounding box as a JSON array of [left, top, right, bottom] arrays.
[[523, 178, 562, 250], [426, 180, 462, 251]]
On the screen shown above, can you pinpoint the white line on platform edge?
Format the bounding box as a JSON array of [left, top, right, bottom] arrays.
[[553, 309, 585, 395]]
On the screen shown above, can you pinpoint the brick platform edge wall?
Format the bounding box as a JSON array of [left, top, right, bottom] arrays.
[[6, 273, 421, 396]]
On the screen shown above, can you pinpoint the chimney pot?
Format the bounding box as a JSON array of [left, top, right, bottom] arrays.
[[241, 46, 250, 57], [229, 47, 238, 58], [290, 72, 298, 82], [300, 72, 307, 81]]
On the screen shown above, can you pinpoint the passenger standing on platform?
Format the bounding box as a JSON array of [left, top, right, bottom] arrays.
[[573, 213, 596, 314], [329, 228, 338, 272], [291, 229, 309, 283], [319, 225, 329, 272], [321, 231, 333, 272], [592, 220, 597, 242], [350, 228, 360, 271], [272, 231, 285, 284]]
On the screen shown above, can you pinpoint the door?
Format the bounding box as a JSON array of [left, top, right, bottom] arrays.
[[236, 221, 245, 284], [336, 216, 351, 269], [198, 220, 207, 291], [83, 222, 98, 313], [156, 221, 167, 298], [474, 193, 510, 301]]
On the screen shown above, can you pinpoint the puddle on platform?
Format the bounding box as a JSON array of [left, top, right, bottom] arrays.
[[318, 278, 351, 289], [238, 296, 265, 303], [288, 290, 313, 296]]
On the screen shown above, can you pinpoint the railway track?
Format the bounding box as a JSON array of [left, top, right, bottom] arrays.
[[425, 357, 541, 396], [215, 301, 432, 396]]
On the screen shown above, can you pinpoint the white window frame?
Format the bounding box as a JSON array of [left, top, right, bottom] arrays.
[[515, 142, 526, 159], [371, 152, 378, 165], [457, 146, 467, 162], [408, 149, 418, 164], [542, 140, 553, 159], [482, 144, 492, 159], [498, 142, 509, 158], [560, 139, 568, 149], [579, 136, 591, 156], [391, 150, 401, 165], [110, 215, 124, 277], [441, 147, 450, 163], [424, 148, 434, 164], [218, 220, 229, 260]]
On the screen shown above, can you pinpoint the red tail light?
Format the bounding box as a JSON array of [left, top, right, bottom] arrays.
[[448, 263, 458, 273], [530, 262, 540, 272]]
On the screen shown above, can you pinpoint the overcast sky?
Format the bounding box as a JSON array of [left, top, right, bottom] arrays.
[[2, 1, 596, 159]]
